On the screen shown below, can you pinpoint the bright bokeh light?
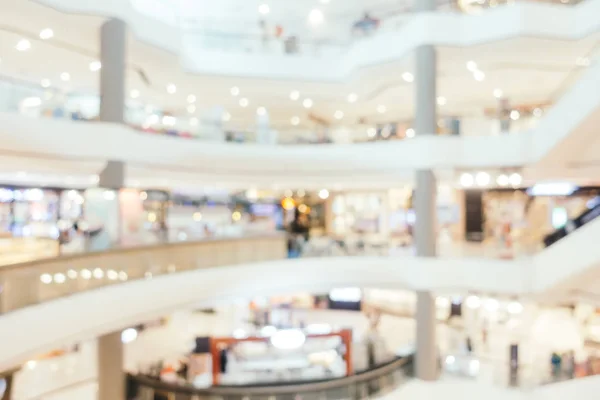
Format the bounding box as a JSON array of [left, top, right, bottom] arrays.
[[271, 329, 306, 350], [121, 328, 138, 343]]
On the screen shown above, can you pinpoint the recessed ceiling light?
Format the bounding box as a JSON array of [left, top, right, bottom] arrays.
[[239, 98, 249, 107], [60, 72, 70, 82], [291, 116, 300, 126], [436, 96, 447, 106], [15, 39, 31, 52], [39, 28, 54, 40], [130, 89, 140, 99], [258, 3, 270, 14], [466, 61, 478, 72], [290, 90, 300, 101], [334, 110, 344, 120], [347, 93, 358, 103], [89, 61, 102, 72], [473, 70, 485, 81], [308, 9, 324, 25], [402, 72, 414, 83], [406, 128, 415, 138], [475, 172, 490, 187], [40, 79, 51, 88], [303, 98, 313, 109], [257, 106, 267, 116], [510, 110, 520, 120], [509, 173, 522, 187], [497, 174, 509, 186], [187, 94, 197, 103], [493, 88, 503, 98], [222, 111, 232, 122], [377, 105, 387, 114], [576, 57, 591, 67], [460, 173, 474, 187], [187, 104, 196, 114], [230, 86, 240, 96], [167, 84, 177, 94], [367, 127, 377, 137]]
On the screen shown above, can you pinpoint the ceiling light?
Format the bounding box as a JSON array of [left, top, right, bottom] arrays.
[[493, 88, 503, 98], [406, 128, 415, 138], [496, 174, 509, 186], [466, 61, 478, 72], [465, 295, 481, 309], [121, 328, 138, 344], [367, 127, 377, 137], [187, 94, 197, 103], [334, 110, 344, 120], [460, 172, 474, 187], [93, 268, 104, 279], [40, 273, 52, 284], [187, 104, 196, 114], [436, 96, 447, 106], [60, 72, 70, 82], [162, 115, 176, 126], [533, 108, 543, 118], [167, 84, 177, 94], [475, 171, 490, 187], [474, 70, 485, 81], [39, 28, 54, 40], [576, 57, 591, 67], [16, 39, 31, 51], [80, 269, 92, 280], [22, 97, 42, 108], [507, 301, 523, 314], [291, 116, 300, 126], [230, 86, 240, 96], [484, 298, 500, 312], [89, 61, 102, 72], [377, 105, 387, 114], [527, 182, 578, 197], [402, 72, 414, 82], [308, 9, 325, 25], [347, 93, 358, 103], [40, 79, 51, 88], [257, 106, 267, 116], [508, 173, 522, 187], [239, 98, 249, 107], [258, 3, 270, 14], [510, 110, 520, 120], [190, 117, 199, 126], [318, 189, 329, 199], [222, 111, 231, 122], [290, 90, 300, 100], [303, 98, 313, 109], [130, 89, 140, 99]]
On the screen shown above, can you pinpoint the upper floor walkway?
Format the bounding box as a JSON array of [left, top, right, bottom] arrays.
[[26, 0, 600, 81], [0, 214, 599, 372]]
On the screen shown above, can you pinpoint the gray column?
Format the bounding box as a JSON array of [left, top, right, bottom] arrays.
[[413, 0, 438, 382], [98, 331, 125, 400], [100, 18, 126, 123], [99, 18, 126, 189]]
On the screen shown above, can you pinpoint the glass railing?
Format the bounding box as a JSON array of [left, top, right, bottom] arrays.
[[0, 233, 287, 314], [127, 355, 413, 400], [0, 77, 543, 146]]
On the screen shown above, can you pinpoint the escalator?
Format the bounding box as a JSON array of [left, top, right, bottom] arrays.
[[543, 197, 600, 247]]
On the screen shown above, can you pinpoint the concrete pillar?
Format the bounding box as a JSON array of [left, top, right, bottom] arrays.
[[98, 332, 125, 400], [100, 18, 126, 124], [413, 0, 438, 381], [99, 18, 127, 188]]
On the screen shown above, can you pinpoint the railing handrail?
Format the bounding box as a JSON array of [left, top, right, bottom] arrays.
[[128, 355, 412, 395], [0, 233, 285, 272]]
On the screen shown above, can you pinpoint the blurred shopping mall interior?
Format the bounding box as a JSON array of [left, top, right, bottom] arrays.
[[0, 0, 600, 399]]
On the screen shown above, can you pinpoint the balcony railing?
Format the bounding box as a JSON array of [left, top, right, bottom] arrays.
[[0, 233, 287, 314], [127, 355, 414, 400]]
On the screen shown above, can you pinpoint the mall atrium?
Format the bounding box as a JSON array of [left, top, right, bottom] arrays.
[[0, 0, 599, 399]]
